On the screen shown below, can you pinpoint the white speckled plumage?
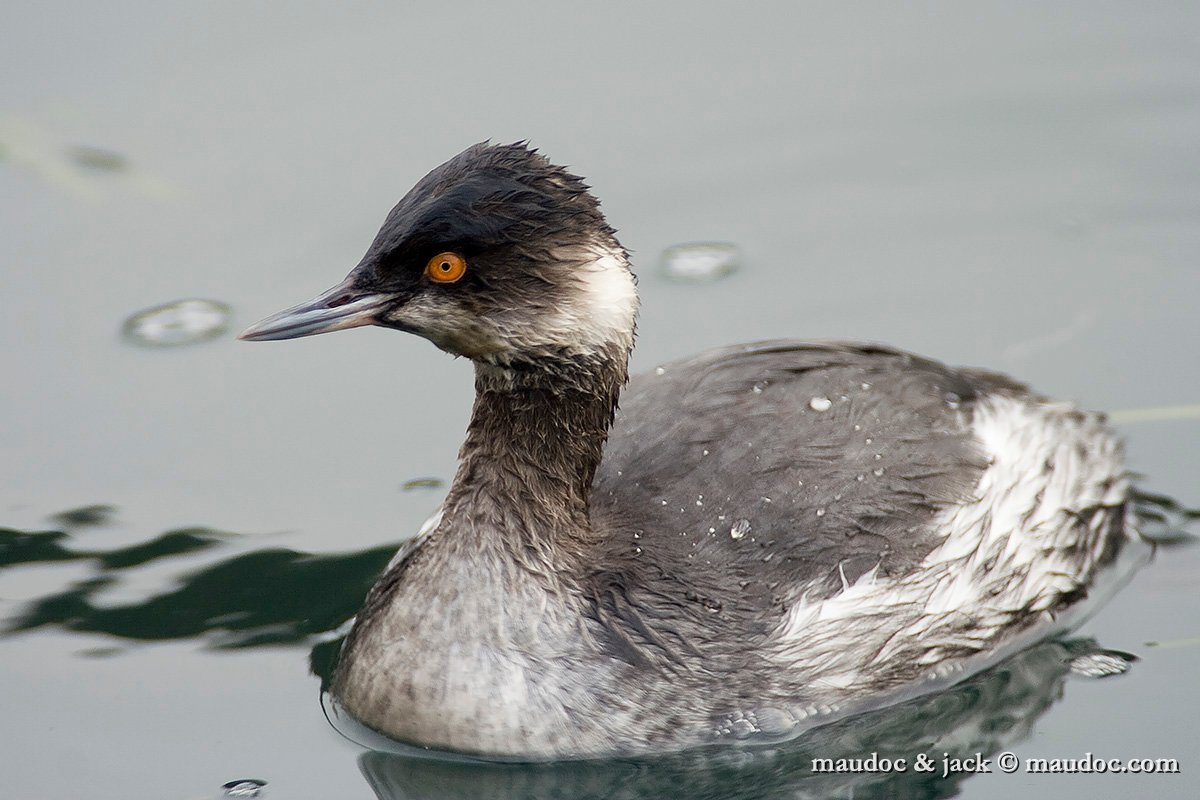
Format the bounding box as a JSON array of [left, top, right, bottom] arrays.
[[774, 394, 1133, 689]]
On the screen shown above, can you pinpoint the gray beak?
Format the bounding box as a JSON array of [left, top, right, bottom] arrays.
[[239, 277, 393, 342]]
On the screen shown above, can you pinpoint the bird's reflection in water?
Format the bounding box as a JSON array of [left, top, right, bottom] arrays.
[[356, 637, 1086, 800]]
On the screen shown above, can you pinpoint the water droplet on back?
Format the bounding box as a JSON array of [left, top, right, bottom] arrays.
[[730, 518, 751, 539], [809, 395, 832, 412]]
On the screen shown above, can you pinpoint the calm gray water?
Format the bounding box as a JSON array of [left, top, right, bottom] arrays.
[[2, 3, 1197, 798]]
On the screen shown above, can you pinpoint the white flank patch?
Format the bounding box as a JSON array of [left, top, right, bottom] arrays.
[[773, 393, 1133, 689]]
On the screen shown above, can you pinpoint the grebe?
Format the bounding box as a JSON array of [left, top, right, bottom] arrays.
[[241, 143, 1134, 759]]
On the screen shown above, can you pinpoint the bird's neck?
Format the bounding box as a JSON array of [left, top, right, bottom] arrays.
[[442, 351, 627, 553]]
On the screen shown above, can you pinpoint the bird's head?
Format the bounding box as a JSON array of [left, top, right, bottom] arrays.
[[240, 143, 638, 373]]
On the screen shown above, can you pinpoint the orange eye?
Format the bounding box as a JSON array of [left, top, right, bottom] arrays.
[[425, 252, 467, 283]]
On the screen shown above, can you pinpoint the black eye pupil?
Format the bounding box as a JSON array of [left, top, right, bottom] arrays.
[[440, 262, 450, 271]]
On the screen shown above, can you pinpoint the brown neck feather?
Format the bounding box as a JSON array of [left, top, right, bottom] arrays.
[[441, 349, 628, 566]]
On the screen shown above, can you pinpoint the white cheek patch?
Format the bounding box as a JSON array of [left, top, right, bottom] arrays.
[[577, 249, 639, 341], [544, 242, 639, 353]]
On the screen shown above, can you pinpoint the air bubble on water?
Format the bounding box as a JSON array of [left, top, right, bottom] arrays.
[[816, 508, 826, 517], [654, 366, 666, 375], [809, 396, 832, 412], [660, 242, 741, 283], [222, 780, 267, 798], [123, 299, 232, 347]]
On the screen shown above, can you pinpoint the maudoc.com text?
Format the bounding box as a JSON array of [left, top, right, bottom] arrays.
[[811, 751, 1180, 778]]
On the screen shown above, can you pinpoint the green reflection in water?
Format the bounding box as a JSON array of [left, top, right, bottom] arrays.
[[0, 520, 396, 654], [48, 504, 118, 528], [0, 526, 223, 569]]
